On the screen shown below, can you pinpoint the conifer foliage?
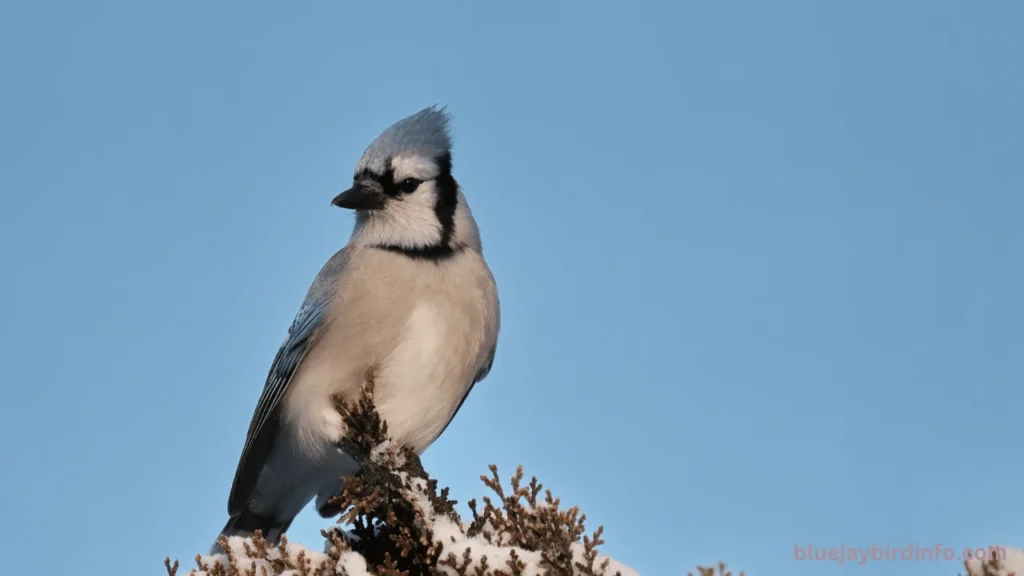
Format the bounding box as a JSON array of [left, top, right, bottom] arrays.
[[165, 381, 1017, 576]]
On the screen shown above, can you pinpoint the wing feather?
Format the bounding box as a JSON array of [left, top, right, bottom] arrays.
[[226, 300, 326, 516], [225, 249, 350, 517]]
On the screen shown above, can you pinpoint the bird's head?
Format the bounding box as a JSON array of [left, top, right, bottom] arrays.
[[335, 106, 480, 259]]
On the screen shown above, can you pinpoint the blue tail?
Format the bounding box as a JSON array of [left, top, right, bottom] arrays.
[[210, 509, 293, 554]]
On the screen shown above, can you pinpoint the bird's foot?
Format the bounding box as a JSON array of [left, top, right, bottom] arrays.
[[337, 437, 388, 487], [336, 437, 368, 463]]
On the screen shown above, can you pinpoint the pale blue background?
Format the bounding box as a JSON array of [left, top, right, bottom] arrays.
[[0, 2, 1021, 575]]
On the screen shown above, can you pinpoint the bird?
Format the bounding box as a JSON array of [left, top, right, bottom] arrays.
[[211, 106, 500, 552]]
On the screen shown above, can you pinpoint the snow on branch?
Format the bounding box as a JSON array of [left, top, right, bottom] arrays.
[[164, 380, 1022, 576], [166, 382, 644, 576]]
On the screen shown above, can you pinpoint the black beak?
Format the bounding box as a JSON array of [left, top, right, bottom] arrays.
[[331, 184, 386, 210]]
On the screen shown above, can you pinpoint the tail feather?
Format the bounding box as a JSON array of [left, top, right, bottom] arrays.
[[210, 509, 294, 555]]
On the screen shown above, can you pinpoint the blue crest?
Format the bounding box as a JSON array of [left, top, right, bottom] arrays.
[[355, 106, 452, 174]]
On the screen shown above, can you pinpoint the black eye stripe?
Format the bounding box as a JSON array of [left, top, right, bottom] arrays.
[[353, 161, 431, 198]]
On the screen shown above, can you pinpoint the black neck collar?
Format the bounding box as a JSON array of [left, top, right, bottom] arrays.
[[375, 242, 463, 261]]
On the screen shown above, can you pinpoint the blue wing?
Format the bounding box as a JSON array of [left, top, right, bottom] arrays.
[[226, 297, 327, 516]]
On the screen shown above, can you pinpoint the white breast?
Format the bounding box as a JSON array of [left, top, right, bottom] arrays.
[[373, 301, 475, 453]]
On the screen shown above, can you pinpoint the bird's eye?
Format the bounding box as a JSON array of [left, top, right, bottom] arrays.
[[398, 178, 422, 193]]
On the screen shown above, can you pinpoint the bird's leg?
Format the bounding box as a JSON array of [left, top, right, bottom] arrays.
[[337, 437, 388, 488], [336, 436, 368, 465]]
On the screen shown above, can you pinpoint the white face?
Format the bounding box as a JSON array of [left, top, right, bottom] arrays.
[[348, 153, 450, 252], [378, 154, 445, 248]]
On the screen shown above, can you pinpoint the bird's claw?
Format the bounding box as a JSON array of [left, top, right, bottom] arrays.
[[336, 437, 386, 484]]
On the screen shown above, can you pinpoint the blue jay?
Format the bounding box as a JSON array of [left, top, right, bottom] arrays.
[[213, 106, 500, 551]]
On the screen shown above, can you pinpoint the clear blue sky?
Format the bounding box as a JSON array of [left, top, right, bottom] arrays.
[[1, 2, 1021, 575]]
